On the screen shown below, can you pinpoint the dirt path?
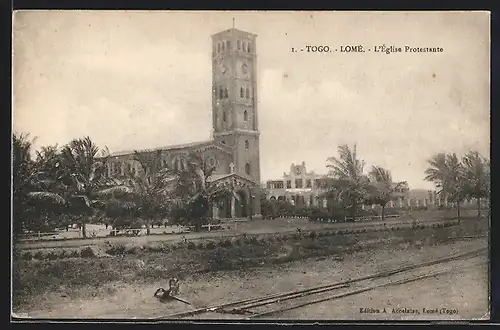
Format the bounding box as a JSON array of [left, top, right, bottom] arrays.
[[17, 237, 487, 320]]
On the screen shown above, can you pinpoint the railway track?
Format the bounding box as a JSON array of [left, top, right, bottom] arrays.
[[157, 246, 487, 320]]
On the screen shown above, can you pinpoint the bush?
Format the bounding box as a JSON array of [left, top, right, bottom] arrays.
[[309, 231, 317, 239], [145, 243, 163, 253], [106, 244, 126, 255], [125, 246, 137, 255], [70, 250, 80, 258], [219, 239, 232, 248], [80, 247, 96, 258], [33, 251, 43, 260], [187, 242, 197, 250], [21, 252, 32, 261], [205, 241, 216, 250], [46, 251, 58, 260]]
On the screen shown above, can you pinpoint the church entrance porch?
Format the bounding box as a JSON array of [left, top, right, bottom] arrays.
[[208, 173, 260, 221]]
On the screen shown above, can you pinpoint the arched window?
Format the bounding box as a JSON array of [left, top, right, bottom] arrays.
[[172, 158, 179, 172], [219, 88, 223, 99], [245, 140, 249, 149], [217, 43, 220, 53], [245, 88, 250, 99], [226, 40, 231, 50], [181, 158, 186, 170], [243, 110, 248, 122], [237, 40, 241, 50], [224, 88, 228, 98], [248, 42, 252, 52], [240, 87, 244, 98], [222, 111, 226, 122], [222, 42, 225, 52], [245, 162, 251, 175], [242, 42, 246, 52]]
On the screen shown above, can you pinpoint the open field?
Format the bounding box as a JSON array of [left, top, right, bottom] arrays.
[[17, 209, 476, 251], [12, 214, 488, 319]]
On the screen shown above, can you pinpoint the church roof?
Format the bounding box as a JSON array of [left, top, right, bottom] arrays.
[[110, 140, 231, 157], [207, 173, 258, 188]]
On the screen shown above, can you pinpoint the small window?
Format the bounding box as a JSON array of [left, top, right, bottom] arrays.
[[237, 40, 241, 50], [222, 42, 225, 52], [219, 88, 223, 99], [226, 40, 231, 50], [295, 179, 303, 189], [245, 140, 249, 149], [240, 87, 244, 98], [245, 163, 251, 175], [243, 110, 248, 121], [245, 88, 250, 99], [181, 158, 186, 170], [242, 42, 246, 51], [224, 88, 228, 98], [222, 111, 226, 122], [248, 42, 252, 52], [217, 43, 220, 53], [286, 180, 292, 189], [306, 179, 312, 188]]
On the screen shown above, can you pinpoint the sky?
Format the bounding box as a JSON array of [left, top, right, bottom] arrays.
[[13, 11, 490, 190]]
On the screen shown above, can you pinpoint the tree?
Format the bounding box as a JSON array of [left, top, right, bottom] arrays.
[[12, 133, 38, 237], [424, 153, 467, 221], [58, 137, 111, 238], [367, 166, 407, 221], [97, 149, 174, 235], [462, 151, 490, 219], [129, 150, 173, 235], [170, 151, 234, 231], [326, 144, 371, 219], [12, 134, 68, 236]]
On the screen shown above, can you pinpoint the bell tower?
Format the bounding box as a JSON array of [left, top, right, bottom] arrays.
[[211, 28, 261, 186]]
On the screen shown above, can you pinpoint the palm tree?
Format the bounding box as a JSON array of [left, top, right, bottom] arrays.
[[462, 151, 490, 219], [172, 151, 234, 231], [129, 149, 174, 235], [13, 133, 38, 237], [97, 149, 175, 235], [367, 166, 407, 221], [424, 153, 466, 221], [58, 137, 111, 238], [326, 144, 371, 220], [12, 134, 68, 236]]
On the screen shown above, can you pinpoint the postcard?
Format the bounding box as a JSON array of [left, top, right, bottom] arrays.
[[12, 10, 490, 321]]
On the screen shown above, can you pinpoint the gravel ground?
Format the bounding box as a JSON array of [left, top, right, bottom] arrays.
[[17, 237, 488, 320]]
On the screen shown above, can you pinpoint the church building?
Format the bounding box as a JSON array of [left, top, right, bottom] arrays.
[[105, 27, 262, 220]]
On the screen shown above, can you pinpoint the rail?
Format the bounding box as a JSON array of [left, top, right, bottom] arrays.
[[157, 246, 487, 320]]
